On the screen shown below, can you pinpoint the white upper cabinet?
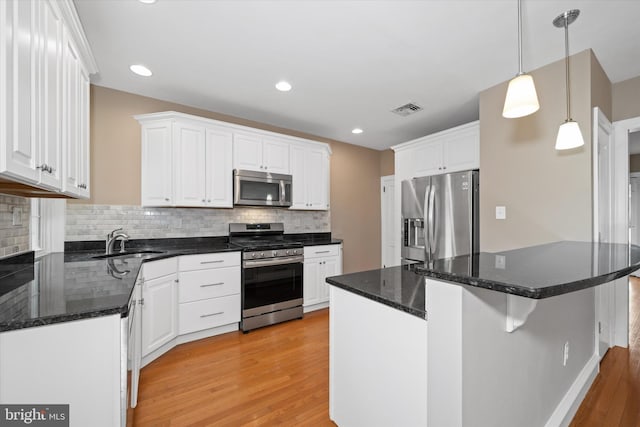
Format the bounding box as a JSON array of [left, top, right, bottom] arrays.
[[234, 132, 290, 174], [290, 143, 329, 210], [138, 111, 331, 210], [205, 127, 233, 207], [0, 0, 96, 197], [141, 120, 173, 206], [137, 113, 234, 208], [173, 123, 207, 206], [393, 121, 479, 180]]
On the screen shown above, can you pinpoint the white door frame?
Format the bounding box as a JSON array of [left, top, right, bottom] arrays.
[[611, 115, 640, 347], [593, 107, 615, 357], [381, 175, 396, 268]]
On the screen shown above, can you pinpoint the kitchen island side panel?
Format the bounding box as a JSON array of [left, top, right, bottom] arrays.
[[329, 286, 427, 427], [459, 284, 596, 427]]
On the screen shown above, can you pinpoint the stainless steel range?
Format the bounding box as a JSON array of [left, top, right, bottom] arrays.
[[229, 223, 304, 332]]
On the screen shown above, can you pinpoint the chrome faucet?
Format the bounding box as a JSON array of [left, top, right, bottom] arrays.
[[106, 228, 130, 254]]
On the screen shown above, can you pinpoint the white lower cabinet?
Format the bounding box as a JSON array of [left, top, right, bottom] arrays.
[[0, 315, 123, 427], [141, 263, 178, 357], [140, 252, 241, 367], [304, 244, 343, 312], [179, 294, 241, 335]]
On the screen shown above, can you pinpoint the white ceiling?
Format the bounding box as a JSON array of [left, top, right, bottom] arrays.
[[74, 0, 640, 151]]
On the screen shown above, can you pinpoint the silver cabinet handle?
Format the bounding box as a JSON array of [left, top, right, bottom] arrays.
[[315, 250, 330, 254], [200, 311, 224, 318], [200, 260, 224, 264], [200, 282, 224, 287]]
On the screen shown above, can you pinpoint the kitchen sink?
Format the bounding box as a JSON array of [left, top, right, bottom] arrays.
[[92, 250, 165, 259]]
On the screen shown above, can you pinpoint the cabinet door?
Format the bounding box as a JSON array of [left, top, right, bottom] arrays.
[[75, 66, 90, 197], [262, 137, 290, 174], [173, 123, 206, 206], [413, 140, 444, 178], [303, 259, 321, 307], [306, 148, 328, 210], [62, 29, 81, 194], [205, 126, 233, 207], [141, 273, 178, 357], [37, 0, 63, 190], [141, 121, 173, 206], [443, 126, 479, 173], [289, 144, 307, 209], [0, 0, 39, 182], [320, 256, 341, 302], [233, 132, 263, 171]]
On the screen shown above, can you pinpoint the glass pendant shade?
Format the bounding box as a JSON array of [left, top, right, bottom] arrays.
[[502, 73, 540, 118], [555, 120, 584, 150]]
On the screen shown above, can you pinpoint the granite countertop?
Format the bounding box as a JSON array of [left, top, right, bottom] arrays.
[[326, 241, 640, 319], [415, 241, 640, 299], [1, 232, 339, 332], [326, 265, 426, 319]]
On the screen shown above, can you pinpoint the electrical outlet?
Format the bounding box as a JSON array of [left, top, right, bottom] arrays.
[[495, 206, 506, 220], [563, 341, 570, 366], [495, 255, 506, 269]]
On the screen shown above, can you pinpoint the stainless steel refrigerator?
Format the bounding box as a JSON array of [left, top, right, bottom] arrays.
[[401, 170, 479, 264]]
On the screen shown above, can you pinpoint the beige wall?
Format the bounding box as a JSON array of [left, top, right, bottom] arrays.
[[612, 75, 640, 121], [379, 149, 395, 176], [79, 85, 385, 272], [479, 50, 598, 252], [590, 53, 612, 119]]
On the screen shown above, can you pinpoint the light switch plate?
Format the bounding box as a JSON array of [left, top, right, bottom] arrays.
[[495, 255, 506, 269], [495, 206, 506, 220]]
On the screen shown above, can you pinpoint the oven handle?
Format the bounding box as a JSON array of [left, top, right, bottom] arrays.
[[243, 255, 304, 268]]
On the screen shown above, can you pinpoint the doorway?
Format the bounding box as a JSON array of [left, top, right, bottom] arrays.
[[629, 132, 640, 279]]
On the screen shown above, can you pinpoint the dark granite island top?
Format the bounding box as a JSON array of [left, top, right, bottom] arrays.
[[326, 241, 640, 319], [415, 241, 640, 299]]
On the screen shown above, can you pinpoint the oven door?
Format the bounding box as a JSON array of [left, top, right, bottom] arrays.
[[242, 256, 303, 317], [234, 169, 292, 207]]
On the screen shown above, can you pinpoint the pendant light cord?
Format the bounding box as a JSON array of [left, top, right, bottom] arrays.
[[564, 19, 571, 120], [517, 0, 523, 75]]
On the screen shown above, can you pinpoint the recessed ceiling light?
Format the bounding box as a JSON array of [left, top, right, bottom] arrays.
[[130, 64, 152, 77], [352, 128, 363, 134], [275, 81, 292, 92], [138, 0, 157, 4]]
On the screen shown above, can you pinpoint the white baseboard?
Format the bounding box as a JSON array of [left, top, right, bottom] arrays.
[[544, 352, 599, 427], [304, 301, 329, 313]]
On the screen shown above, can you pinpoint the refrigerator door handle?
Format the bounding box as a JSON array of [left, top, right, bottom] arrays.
[[431, 185, 437, 259], [427, 184, 435, 262], [423, 183, 431, 262]]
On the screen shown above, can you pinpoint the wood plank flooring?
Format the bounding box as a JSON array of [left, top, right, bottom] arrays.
[[131, 309, 336, 426], [133, 279, 640, 426], [571, 277, 640, 427]]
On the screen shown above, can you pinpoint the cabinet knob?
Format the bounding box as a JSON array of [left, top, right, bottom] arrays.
[[207, 199, 211, 203], [443, 166, 447, 170], [165, 198, 170, 202], [202, 199, 205, 203]]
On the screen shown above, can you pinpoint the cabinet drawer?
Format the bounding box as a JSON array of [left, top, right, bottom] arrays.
[[178, 266, 240, 303], [178, 294, 240, 335], [304, 244, 341, 259], [179, 252, 240, 271], [142, 257, 177, 281]]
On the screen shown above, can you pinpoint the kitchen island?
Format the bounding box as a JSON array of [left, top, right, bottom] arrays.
[[326, 241, 640, 427]]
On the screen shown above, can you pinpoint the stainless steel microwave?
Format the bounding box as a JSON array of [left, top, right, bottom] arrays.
[[233, 169, 292, 207]]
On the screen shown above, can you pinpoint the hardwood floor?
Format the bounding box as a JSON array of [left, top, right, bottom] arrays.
[[133, 280, 640, 426], [571, 277, 640, 427], [131, 309, 336, 426]]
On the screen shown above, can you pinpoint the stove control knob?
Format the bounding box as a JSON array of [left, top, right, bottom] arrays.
[[260, 252, 264, 257], [252, 253, 256, 258], [286, 250, 291, 255], [272, 250, 277, 257]]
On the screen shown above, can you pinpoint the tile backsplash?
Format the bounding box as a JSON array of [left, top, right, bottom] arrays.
[[0, 195, 30, 257], [66, 204, 330, 241]]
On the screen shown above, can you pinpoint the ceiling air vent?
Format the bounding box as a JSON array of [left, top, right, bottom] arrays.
[[391, 102, 423, 117]]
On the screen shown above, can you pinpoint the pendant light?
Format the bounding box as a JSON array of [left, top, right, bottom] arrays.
[[553, 9, 584, 150], [502, 0, 539, 118]]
